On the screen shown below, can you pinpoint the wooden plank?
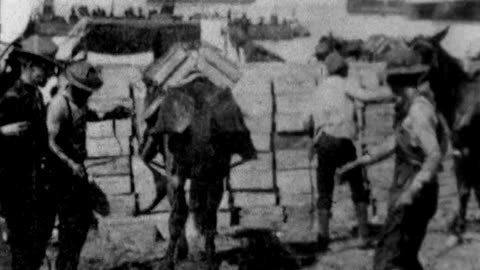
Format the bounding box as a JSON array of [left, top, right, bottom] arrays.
[[275, 93, 313, 115], [244, 116, 272, 134], [276, 112, 306, 132], [274, 134, 311, 150], [276, 150, 314, 170], [114, 119, 133, 138], [277, 169, 317, 195], [87, 119, 132, 138], [94, 176, 131, 195], [234, 193, 277, 207], [282, 193, 315, 206], [250, 133, 271, 152], [86, 156, 130, 176], [230, 168, 273, 190], [87, 137, 130, 157], [87, 121, 113, 138], [108, 194, 137, 217], [230, 152, 273, 189]]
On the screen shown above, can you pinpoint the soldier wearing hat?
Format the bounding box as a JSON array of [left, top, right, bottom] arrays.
[[336, 70, 448, 270], [304, 51, 394, 251], [47, 61, 103, 270], [0, 35, 59, 270]]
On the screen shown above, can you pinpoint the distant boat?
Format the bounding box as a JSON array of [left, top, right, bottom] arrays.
[[405, 0, 480, 21], [228, 14, 310, 43], [147, 0, 255, 4], [346, 0, 406, 15]]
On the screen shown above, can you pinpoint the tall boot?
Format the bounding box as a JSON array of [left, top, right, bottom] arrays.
[[317, 209, 330, 252], [355, 202, 372, 249]]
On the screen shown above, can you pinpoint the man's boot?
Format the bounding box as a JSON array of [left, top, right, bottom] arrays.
[[317, 209, 330, 252], [355, 202, 373, 249]]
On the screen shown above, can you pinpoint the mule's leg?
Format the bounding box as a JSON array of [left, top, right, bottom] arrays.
[[190, 176, 224, 270], [165, 174, 188, 269], [138, 166, 168, 214], [205, 179, 224, 270], [450, 156, 472, 236], [176, 227, 189, 260]]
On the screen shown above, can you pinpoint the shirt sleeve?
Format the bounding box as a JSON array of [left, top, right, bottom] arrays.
[[407, 98, 443, 191]]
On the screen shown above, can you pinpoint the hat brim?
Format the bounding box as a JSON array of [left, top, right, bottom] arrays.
[[13, 49, 59, 67], [385, 64, 430, 75], [385, 65, 430, 87], [65, 69, 101, 92]]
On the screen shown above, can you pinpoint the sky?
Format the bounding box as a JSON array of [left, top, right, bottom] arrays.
[[1, 0, 43, 42]]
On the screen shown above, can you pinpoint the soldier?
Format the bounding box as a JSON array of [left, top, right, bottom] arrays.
[[0, 35, 58, 270], [305, 51, 393, 251], [338, 79, 448, 270], [47, 61, 103, 270]]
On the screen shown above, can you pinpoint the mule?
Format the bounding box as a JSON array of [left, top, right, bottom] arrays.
[[140, 76, 256, 270], [409, 27, 480, 238]]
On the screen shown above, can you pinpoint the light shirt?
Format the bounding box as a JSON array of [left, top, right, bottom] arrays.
[[308, 75, 360, 140]]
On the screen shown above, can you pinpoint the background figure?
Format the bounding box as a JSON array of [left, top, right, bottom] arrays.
[[306, 51, 393, 251], [338, 79, 447, 270], [0, 35, 58, 270], [47, 61, 103, 270]]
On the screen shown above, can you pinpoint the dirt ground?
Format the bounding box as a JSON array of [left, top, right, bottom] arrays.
[[1, 151, 480, 270], [1, 89, 480, 270]]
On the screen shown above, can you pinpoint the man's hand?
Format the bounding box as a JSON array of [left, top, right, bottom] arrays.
[[0, 121, 30, 137], [71, 162, 87, 179], [395, 188, 416, 208]]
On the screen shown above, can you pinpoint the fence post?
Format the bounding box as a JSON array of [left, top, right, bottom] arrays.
[[129, 84, 140, 214], [270, 80, 280, 206]]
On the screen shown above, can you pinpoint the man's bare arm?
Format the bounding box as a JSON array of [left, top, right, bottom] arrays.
[[337, 134, 396, 175], [47, 98, 85, 177], [346, 85, 396, 104]]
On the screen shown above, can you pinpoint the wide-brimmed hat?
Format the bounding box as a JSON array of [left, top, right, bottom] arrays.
[[65, 61, 103, 92], [13, 35, 58, 66], [385, 64, 430, 88], [324, 51, 347, 74]]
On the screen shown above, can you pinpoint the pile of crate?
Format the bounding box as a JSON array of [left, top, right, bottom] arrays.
[[231, 62, 326, 209], [85, 65, 142, 217]]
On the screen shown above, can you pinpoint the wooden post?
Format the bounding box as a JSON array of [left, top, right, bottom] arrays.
[[270, 80, 280, 205], [129, 84, 139, 214], [355, 101, 377, 219]]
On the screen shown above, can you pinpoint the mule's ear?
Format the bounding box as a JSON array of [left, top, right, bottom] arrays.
[[431, 27, 449, 44]]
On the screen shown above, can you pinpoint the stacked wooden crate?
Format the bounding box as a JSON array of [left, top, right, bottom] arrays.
[[232, 63, 326, 207], [232, 66, 278, 206], [85, 65, 142, 217], [86, 119, 137, 217]]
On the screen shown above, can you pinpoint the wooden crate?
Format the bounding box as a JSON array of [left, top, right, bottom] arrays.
[[108, 194, 137, 217], [86, 156, 130, 176], [277, 169, 317, 195], [94, 176, 131, 195], [87, 119, 132, 138], [87, 137, 130, 157]]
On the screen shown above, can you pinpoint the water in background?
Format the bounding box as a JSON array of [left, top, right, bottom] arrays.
[[53, 0, 480, 62]]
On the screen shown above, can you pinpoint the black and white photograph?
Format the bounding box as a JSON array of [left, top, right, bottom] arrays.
[[1, 0, 480, 269]]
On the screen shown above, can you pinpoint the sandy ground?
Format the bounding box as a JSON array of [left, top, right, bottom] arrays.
[[1, 104, 480, 270]]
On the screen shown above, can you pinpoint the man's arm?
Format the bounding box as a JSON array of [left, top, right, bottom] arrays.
[[345, 84, 396, 104], [336, 134, 396, 175], [47, 97, 86, 178], [406, 102, 442, 195]]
